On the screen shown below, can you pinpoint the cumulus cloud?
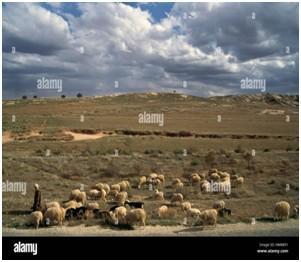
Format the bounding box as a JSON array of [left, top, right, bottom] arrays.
[[2, 2, 299, 98]]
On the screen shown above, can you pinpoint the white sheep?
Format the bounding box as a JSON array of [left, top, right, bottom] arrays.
[[172, 178, 182, 185], [175, 182, 184, 193], [191, 173, 201, 184], [181, 201, 192, 212], [138, 176, 147, 189], [116, 191, 128, 206], [86, 202, 99, 210], [111, 184, 121, 192], [125, 208, 146, 227], [171, 193, 184, 203], [69, 190, 86, 204], [236, 177, 244, 186], [103, 184, 110, 195], [42, 201, 60, 213], [63, 200, 82, 210], [157, 174, 165, 184], [274, 201, 290, 220], [119, 181, 130, 192], [92, 183, 104, 191], [87, 189, 101, 200], [158, 205, 176, 219], [158, 205, 168, 218], [209, 172, 220, 182], [28, 211, 43, 229], [154, 189, 164, 201], [200, 180, 211, 193], [149, 173, 158, 180], [186, 208, 201, 218], [113, 206, 127, 223]]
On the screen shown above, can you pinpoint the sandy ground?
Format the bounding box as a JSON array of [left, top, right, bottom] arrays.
[[3, 219, 298, 237], [63, 131, 112, 141]]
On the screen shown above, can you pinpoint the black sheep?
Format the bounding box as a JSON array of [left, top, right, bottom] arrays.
[[124, 200, 144, 209]]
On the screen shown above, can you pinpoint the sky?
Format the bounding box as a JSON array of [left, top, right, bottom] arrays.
[[2, 2, 299, 99]]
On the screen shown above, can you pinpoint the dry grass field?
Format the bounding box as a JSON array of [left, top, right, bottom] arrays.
[[2, 93, 299, 235]]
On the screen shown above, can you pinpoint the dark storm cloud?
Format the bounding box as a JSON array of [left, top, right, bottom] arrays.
[[2, 2, 299, 99]]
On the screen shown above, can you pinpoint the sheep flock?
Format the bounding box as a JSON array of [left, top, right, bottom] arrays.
[[28, 169, 298, 231]]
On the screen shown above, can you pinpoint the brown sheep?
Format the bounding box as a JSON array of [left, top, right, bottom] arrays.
[[125, 208, 146, 227], [198, 209, 218, 226], [274, 201, 290, 220], [44, 207, 65, 226]]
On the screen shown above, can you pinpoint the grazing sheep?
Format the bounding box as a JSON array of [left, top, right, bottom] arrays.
[[152, 178, 162, 189], [171, 193, 184, 203], [157, 174, 165, 184], [274, 201, 290, 220], [219, 172, 231, 182], [149, 173, 158, 180], [158, 205, 168, 218], [172, 178, 182, 185], [175, 182, 184, 193], [87, 189, 101, 200], [200, 180, 211, 193], [113, 206, 127, 223], [92, 183, 104, 191], [154, 189, 164, 201], [181, 201, 192, 212], [213, 200, 226, 210], [28, 211, 43, 229], [44, 207, 65, 226], [69, 189, 81, 200], [108, 189, 119, 199], [191, 173, 201, 185], [103, 184, 110, 195], [158, 205, 176, 219], [69, 190, 86, 204], [187, 208, 201, 218], [86, 202, 99, 210], [125, 200, 144, 209], [116, 191, 128, 206], [119, 181, 130, 192], [100, 189, 107, 202], [42, 201, 60, 213], [198, 209, 218, 226], [111, 184, 121, 192], [124, 208, 146, 227], [63, 200, 82, 210], [209, 173, 220, 182], [235, 177, 244, 186], [138, 176, 147, 189]]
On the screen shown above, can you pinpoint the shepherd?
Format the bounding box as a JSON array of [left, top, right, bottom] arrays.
[[32, 184, 42, 211]]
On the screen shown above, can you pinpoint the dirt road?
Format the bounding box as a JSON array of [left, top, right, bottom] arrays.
[[3, 219, 298, 237]]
